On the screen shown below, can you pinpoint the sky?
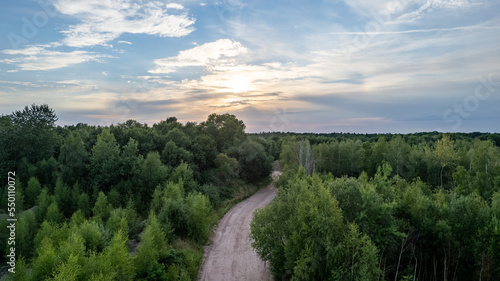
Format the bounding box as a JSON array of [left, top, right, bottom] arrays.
[[0, 0, 499, 133]]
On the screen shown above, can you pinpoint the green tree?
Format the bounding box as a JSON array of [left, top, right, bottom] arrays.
[[158, 196, 188, 239], [475, 217, 500, 280], [228, 140, 272, 183], [213, 153, 240, 186], [368, 136, 388, 177], [492, 191, 500, 218], [325, 177, 364, 223], [13, 181, 25, 213], [25, 177, 42, 207], [59, 132, 88, 185], [11, 257, 30, 281], [385, 135, 412, 178], [46, 202, 63, 224], [186, 192, 212, 243], [202, 113, 246, 151], [356, 181, 403, 253], [57, 232, 86, 265], [467, 139, 500, 199], [329, 224, 381, 281], [104, 231, 135, 281], [447, 193, 491, 279], [106, 208, 129, 235], [11, 103, 58, 129], [34, 221, 55, 250], [52, 254, 82, 281], [120, 138, 140, 183], [70, 210, 86, 228], [135, 212, 169, 280], [78, 192, 91, 218], [35, 188, 52, 224], [32, 237, 58, 281], [165, 128, 191, 149], [138, 152, 168, 205], [124, 199, 142, 239], [251, 176, 350, 280], [0, 115, 20, 181], [10, 104, 58, 164], [77, 220, 106, 252], [314, 141, 339, 176], [54, 179, 76, 218], [434, 135, 458, 188], [93, 192, 112, 222], [90, 128, 121, 192], [169, 162, 197, 193], [340, 139, 365, 177], [34, 157, 59, 188], [83, 251, 115, 281], [161, 140, 193, 168], [191, 134, 217, 173], [150, 186, 165, 215], [280, 137, 301, 170], [16, 210, 37, 259]]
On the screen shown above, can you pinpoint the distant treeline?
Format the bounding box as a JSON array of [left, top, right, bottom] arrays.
[[252, 131, 500, 146]]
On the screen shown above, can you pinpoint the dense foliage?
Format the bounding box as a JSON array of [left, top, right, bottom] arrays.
[[251, 134, 500, 281], [0, 105, 273, 280]]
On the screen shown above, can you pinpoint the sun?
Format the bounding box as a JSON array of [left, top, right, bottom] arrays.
[[221, 76, 253, 93]]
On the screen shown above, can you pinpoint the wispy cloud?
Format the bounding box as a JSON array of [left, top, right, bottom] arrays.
[[1, 46, 113, 71], [392, 0, 480, 24], [326, 24, 500, 35], [0, 79, 98, 91], [53, 0, 195, 47]]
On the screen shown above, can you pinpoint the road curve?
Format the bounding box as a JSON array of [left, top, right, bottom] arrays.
[[198, 171, 280, 281]]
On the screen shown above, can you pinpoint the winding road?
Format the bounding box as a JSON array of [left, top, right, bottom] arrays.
[[198, 171, 281, 281]]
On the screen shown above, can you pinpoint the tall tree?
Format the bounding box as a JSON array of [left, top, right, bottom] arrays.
[[10, 104, 58, 164], [90, 128, 121, 192], [228, 140, 272, 183], [59, 132, 88, 185], [385, 135, 412, 178], [105, 231, 135, 281], [434, 135, 458, 188], [138, 152, 168, 204], [202, 113, 246, 151]]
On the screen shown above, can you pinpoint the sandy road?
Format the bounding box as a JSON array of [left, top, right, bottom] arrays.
[[198, 171, 281, 281]]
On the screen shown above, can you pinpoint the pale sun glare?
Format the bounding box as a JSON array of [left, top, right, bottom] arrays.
[[220, 76, 253, 93]]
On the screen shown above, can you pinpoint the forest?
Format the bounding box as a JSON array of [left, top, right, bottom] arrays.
[[0, 104, 272, 281], [251, 133, 500, 280], [1, 104, 500, 280]]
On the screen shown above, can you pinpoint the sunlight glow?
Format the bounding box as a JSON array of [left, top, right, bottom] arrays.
[[219, 76, 253, 93]]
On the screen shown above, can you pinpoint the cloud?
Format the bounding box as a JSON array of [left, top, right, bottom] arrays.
[[343, 0, 478, 19], [0, 80, 45, 87], [3, 46, 46, 56], [166, 3, 185, 9], [1, 46, 113, 71], [149, 39, 247, 73], [52, 0, 195, 47], [325, 24, 500, 35], [0, 79, 98, 92], [390, 0, 482, 24]]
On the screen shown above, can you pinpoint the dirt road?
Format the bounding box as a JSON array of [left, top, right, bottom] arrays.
[[198, 171, 281, 281]]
